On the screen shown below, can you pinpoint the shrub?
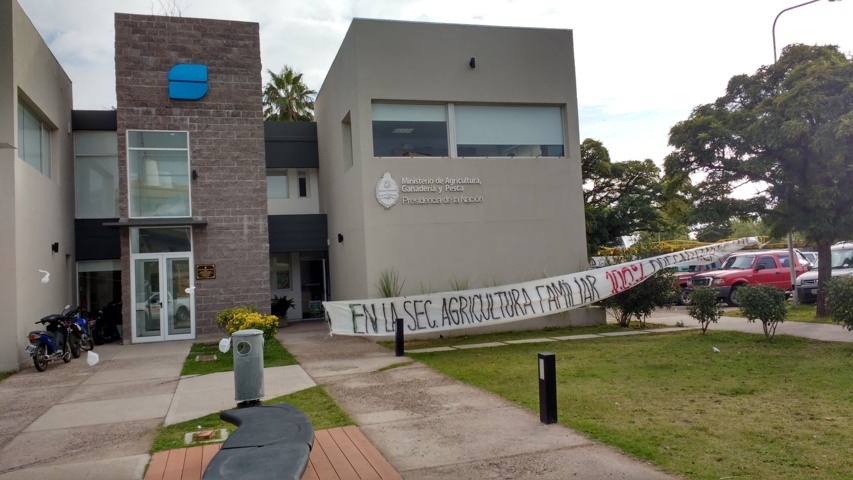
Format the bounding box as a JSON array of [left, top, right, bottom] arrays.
[[376, 268, 405, 297], [216, 305, 257, 330], [686, 286, 723, 334], [271, 295, 295, 318], [216, 305, 279, 341], [596, 241, 678, 328], [737, 284, 787, 341], [826, 276, 853, 331]]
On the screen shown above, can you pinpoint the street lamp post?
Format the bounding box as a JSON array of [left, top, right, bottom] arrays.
[[771, 0, 840, 306]]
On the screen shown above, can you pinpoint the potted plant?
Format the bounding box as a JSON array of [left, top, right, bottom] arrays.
[[271, 295, 296, 327]]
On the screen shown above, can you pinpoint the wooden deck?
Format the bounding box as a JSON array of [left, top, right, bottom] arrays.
[[144, 426, 402, 480]]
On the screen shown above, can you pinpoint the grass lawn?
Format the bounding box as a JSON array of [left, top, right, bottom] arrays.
[[181, 337, 298, 376], [410, 330, 853, 480], [381, 323, 668, 350], [150, 385, 354, 453], [725, 303, 839, 325]]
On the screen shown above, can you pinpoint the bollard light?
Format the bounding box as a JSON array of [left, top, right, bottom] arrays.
[[538, 352, 557, 424], [395, 318, 404, 357]]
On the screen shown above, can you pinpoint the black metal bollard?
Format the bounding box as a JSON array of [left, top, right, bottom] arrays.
[[395, 318, 404, 357], [538, 352, 557, 424]]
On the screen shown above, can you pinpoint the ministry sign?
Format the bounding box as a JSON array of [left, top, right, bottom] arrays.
[[376, 172, 484, 208]]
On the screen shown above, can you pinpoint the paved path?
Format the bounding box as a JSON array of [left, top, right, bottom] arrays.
[[0, 336, 314, 480], [647, 306, 853, 342], [280, 321, 679, 480]]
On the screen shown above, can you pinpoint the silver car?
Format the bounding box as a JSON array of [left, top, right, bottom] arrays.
[[795, 242, 853, 303]]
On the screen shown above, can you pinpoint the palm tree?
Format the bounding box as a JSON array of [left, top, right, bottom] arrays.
[[262, 66, 317, 121]]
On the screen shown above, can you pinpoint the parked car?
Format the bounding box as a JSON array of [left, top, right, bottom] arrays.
[[689, 250, 808, 307], [795, 241, 853, 303], [674, 260, 723, 305], [136, 292, 191, 330]]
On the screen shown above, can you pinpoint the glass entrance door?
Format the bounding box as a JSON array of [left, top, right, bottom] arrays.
[[130, 227, 194, 343], [132, 254, 194, 342]]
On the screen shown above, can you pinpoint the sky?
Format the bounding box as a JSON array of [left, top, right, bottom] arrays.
[[16, 0, 853, 165]]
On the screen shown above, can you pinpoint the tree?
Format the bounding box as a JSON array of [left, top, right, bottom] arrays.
[[666, 45, 853, 317], [262, 66, 317, 121], [582, 139, 665, 257]]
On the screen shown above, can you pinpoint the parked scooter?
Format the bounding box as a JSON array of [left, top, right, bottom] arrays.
[[90, 301, 122, 345], [26, 305, 73, 372], [67, 307, 95, 358]]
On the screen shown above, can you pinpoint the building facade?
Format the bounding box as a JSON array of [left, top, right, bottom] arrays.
[[2, 3, 598, 370], [316, 20, 595, 332], [1, 0, 75, 370]]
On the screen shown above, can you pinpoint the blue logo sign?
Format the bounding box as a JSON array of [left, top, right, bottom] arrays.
[[168, 64, 208, 100]]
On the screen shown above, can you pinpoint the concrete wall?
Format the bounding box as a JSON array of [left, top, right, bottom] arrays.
[[0, 0, 75, 371], [115, 14, 269, 337], [317, 20, 588, 306]]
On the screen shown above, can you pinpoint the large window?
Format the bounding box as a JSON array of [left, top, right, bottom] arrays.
[[372, 103, 564, 158], [17, 101, 52, 176], [372, 104, 448, 157], [76, 131, 119, 218], [455, 105, 564, 157], [128, 131, 190, 217]]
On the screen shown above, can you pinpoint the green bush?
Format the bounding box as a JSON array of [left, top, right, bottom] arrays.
[[737, 284, 787, 341], [826, 276, 853, 331], [686, 286, 723, 334], [215, 305, 279, 341], [215, 305, 257, 330], [596, 241, 677, 328]]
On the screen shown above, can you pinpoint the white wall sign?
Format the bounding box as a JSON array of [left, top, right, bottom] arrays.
[[376, 173, 484, 208]]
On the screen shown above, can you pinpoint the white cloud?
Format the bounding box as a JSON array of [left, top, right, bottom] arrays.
[[17, 0, 853, 164]]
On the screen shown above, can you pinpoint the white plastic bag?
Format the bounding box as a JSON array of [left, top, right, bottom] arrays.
[[219, 338, 231, 353], [87, 350, 100, 366]]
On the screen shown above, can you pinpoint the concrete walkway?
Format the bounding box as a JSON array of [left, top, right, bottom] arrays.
[[647, 306, 853, 342], [280, 321, 678, 480], [0, 336, 314, 480]]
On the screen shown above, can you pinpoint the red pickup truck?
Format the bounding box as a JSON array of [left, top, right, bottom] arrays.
[[688, 250, 808, 307], [674, 261, 722, 305]]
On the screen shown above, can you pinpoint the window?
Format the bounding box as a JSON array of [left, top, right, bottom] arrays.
[[758, 256, 778, 270], [127, 131, 190, 217], [270, 254, 291, 290], [371, 103, 564, 158], [342, 112, 354, 167], [455, 105, 564, 157], [267, 170, 289, 199], [75, 131, 119, 218], [131, 227, 192, 254], [298, 171, 308, 197], [17, 101, 52, 176], [372, 104, 448, 157]]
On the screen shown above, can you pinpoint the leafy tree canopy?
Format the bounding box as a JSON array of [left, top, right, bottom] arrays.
[[582, 139, 665, 256], [666, 44, 853, 315], [263, 66, 317, 122]]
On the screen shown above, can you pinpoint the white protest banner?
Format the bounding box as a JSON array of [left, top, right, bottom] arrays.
[[324, 237, 759, 336]]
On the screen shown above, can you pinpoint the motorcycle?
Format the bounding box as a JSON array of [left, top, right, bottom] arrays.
[[67, 307, 95, 358], [91, 301, 122, 345], [26, 305, 73, 372]]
